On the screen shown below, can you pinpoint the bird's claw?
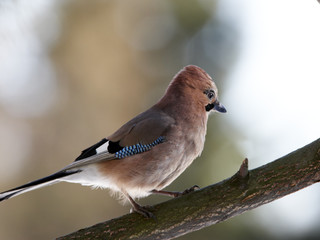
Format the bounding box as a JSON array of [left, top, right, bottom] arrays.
[[182, 185, 200, 195], [130, 205, 155, 219], [178, 185, 200, 196]]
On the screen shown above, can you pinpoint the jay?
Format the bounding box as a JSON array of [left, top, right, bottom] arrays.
[[0, 65, 226, 218]]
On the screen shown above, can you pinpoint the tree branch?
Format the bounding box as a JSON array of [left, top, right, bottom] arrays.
[[57, 138, 320, 240]]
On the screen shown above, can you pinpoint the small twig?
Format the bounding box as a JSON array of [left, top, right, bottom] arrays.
[[238, 158, 249, 178]]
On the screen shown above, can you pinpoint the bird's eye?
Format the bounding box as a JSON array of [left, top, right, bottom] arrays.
[[204, 90, 215, 100]]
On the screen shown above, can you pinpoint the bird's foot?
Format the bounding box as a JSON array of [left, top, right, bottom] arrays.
[[126, 193, 155, 219], [175, 185, 200, 197], [181, 185, 200, 195], [151, 185, 200, 198], [130, 204, 155, 219]]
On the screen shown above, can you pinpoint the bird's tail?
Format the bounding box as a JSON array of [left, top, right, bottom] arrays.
[[0, 170, 79, 202]]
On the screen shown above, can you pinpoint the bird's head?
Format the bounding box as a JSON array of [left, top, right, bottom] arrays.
[[168, 65, 227, 114]]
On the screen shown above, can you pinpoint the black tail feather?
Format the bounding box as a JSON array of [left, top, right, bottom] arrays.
[[0, 170, 80, 202]]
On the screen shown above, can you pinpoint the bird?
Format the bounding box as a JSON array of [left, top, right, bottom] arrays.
[[0, 65, 226, 218]]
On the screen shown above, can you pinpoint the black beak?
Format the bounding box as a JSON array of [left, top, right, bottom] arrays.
[[205, 100, 227, 113]]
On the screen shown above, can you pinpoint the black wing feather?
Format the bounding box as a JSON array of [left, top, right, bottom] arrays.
[[108, 140, 123, 153], [75, 138, 108, 161]]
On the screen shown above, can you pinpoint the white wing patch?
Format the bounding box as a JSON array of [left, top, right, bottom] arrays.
[[95, 141, 109, 154]]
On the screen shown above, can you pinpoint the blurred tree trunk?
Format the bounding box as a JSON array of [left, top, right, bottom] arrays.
[[57, 138, 320, 240]]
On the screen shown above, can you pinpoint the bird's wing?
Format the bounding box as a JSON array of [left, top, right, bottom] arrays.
[[108, 108, 175, 146], [62, 150, 116, 171], [64, 108, 174, 171]]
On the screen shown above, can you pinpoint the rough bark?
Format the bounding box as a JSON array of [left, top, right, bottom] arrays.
[[57, 138, 320, 240]]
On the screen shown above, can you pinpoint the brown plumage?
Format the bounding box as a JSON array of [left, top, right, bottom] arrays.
[[0, 65, 226, 218]]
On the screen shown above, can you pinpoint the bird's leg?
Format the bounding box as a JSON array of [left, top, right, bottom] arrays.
[[151, 185, 200, 198], [125, 193, 155, 219]]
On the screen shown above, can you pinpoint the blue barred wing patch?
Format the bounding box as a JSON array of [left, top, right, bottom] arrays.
[[115, 136, 165, 159]]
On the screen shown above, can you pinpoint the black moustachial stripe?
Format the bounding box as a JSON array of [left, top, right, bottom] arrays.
[[205, 103, 214, 111], [75, 138, 108, 161]]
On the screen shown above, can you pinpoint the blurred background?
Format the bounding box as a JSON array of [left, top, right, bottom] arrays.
[[0, 0, 320, 239]]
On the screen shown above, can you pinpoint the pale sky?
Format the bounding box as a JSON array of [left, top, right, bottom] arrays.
[[220, 0, 320, 236]]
